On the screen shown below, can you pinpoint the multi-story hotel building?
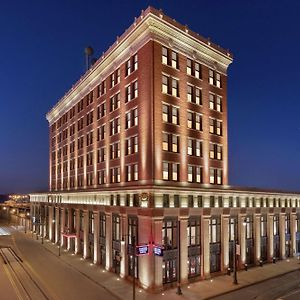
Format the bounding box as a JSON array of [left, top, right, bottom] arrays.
[[30, 7, 300, 291]]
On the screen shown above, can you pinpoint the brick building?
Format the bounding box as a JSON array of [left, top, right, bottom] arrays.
[[30, 7, 300, 291]]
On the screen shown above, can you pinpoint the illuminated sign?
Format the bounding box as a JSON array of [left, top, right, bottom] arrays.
[[136, 244, 149, 256], [153, 245, 164, 256]]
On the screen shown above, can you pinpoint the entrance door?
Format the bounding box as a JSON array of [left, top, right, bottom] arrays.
[[274, 235, 280, 259], [112, 250, 120, 274], [261, 236, 268, 262], [245, 239, 254, 265]]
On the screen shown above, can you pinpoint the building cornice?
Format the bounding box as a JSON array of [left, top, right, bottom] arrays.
[[46, 9, 233, 125]]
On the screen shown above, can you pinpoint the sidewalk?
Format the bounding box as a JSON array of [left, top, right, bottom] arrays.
[[19, 230, 300, 300]]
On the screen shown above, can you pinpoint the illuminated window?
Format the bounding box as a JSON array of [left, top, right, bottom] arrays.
[[162, 75, 168, 93], [171, 107, 179, 125], [172, 78, 179, 97], [133, 54, 138, 71], [209, 69, 222, 88], [171, 51, 178, 69], [187, 85, 192, 102], [162, 47, 168, 65], [188, 165, 193, 182], [162, 133, 169, 151], [162, 104, 169, 122], [187, 58, 192, 75], [187, 139, 193, 155], [163, 162, 169, 180]]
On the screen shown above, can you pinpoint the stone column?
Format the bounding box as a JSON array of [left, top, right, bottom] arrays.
[[75, 209, 80, 254], [61, 207, 65, 247], [94, 211, 99, 264], [67, 207, 73, 250], [203, 217, 210, 278], [180, 217, 188, 284], [138, 215, 153, 289], [120, 214, 127, 278], [105, 213, 112, 271], [55, 207, 59, 244], [48, 206, 54, 241], [154, 218, 163, 290], [291, 213, 297, 257], [280, 213, 286, 259], [268, 214, 274, 262], [239, 214, 246, 266], [255, 214, 261, 264], [222, 216, 229, 270], [83, 210, 89, 259]]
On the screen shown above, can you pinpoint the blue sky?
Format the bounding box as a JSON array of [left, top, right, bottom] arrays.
[[1, 0, 299, 193]]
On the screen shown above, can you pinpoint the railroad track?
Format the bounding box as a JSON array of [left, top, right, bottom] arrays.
[[0, 246, 50, 300]]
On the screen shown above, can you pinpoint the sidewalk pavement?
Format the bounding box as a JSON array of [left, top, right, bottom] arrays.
[[21, 231, 300, 300]]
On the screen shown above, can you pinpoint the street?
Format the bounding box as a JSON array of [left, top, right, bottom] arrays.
[[0, 222, 118, 300], [211, 269, 300, 300]]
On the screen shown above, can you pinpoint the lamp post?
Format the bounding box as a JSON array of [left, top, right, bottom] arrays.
[[132, 235, 136, 300], [176, 219, 182, 295]]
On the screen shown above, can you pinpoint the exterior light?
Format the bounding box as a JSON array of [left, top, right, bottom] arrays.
[[52, 219, 55, 223], [3, 207, 6, 210]]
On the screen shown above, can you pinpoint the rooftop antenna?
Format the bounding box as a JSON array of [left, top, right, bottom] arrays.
[[84, 46, 94, 70]]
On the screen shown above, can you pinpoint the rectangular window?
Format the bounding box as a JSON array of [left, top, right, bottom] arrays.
[[171, 51, 178, 69], [162, 47, 168, 65]]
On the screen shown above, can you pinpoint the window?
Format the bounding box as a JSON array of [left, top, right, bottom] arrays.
[[110, 93, 120, 112], [187, 85, 201, 105], [97, 169, 106, 185], [162, 133, 179, 153], [209, 217, 221, 243], [125, 108, 138, 129], [125, 80, 138, 102], [162, 75, 179, 97], [209, 94, 222, 112], [87, 173, 94, 186], [162, 104, 179, 125], [125, 136, 138, 155], [110, 117, 120, 135], [98, 80, 106, 97], [162, 46, 179, 69], [209, 143, 223, 160], [112, 214, 120, 241], [187, 111, 202, 131], [187, 165, 203, 183], [162, 219, 177, 250], [171, 51, 178, 69], [86, 152, 93, 166], [209, 118, 222, 136], [162, 161, 179, 181], [97, 102, 106, 119], [86, 131, 93, 146], [110, 142, 120, 159], [110, 167, 120, 183], [126, 164, 138, 182], [97, 147, 106, 163], [210, 168, 223, 185], [187, 58, 201, 79], [209, 69, 222, 88], [125, 54, 138, 76], [245, 216, 253, 239], [97, 124, 106, 141], [260, 215, 267, 237], [187, 218, 200, 246], [162, 47, 168, 65]]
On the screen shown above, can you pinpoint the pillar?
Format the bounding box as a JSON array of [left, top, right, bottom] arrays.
[[83, 210, 89, 259], [75, 209, 80, 254], [154, 218, 163, 290], [180, 217, 188, 284], [120, 213, 127, 278], [222, 216, 229, 270], [55, 207, 59, 244], [268, 214, 274, 261], [280, 213, 286, 259], [255, 214, 261, 263], [94, 211, 99, 264], [49, 206, 54, 241], [105, 213, 112, 271], [239, 214, 246, 266], [291, 214, 297, 256], [203, 217, 210, 278]]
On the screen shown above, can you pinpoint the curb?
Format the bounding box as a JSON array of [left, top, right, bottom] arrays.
[[204, 268, 300, 299]]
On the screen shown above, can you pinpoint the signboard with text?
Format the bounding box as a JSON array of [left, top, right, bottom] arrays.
[[136, 244, 149, 256], [153, 245, 164, 257]]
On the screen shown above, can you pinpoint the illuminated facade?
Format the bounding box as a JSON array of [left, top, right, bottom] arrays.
[[30, 7, 300, 291]]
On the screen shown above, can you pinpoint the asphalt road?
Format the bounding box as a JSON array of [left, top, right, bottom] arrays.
[[0, 222, 117, 300], [211, 269, 300, 300]]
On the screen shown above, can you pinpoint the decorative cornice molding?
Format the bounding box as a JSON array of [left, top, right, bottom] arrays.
[[46, 12, 233, 125]]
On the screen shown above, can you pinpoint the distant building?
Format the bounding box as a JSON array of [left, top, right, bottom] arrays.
[[30, 7, 300, 291]]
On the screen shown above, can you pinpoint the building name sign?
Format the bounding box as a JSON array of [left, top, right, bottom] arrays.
[[153, 245, 164, 257]]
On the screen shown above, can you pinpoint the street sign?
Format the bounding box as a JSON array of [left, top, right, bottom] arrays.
[[136, 244, 149, 256], [153, 245, 164, 256]]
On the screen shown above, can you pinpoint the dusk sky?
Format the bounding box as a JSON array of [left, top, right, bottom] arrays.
[[1, 0, 300, 194]]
